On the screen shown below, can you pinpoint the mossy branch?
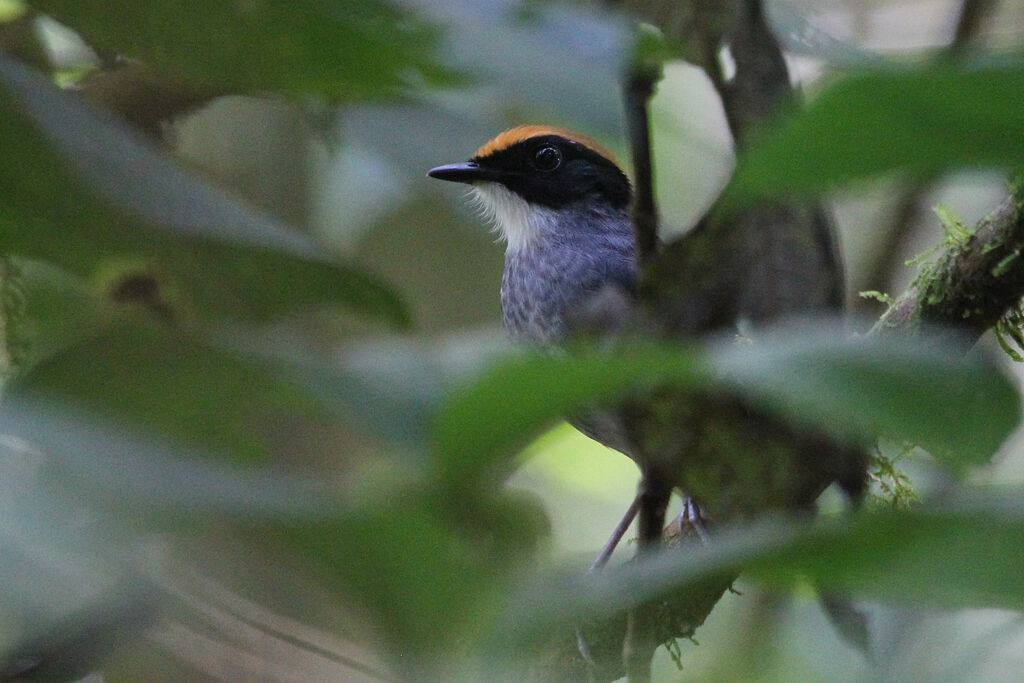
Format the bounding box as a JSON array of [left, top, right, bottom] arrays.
[[873, 190, 1024, 340]]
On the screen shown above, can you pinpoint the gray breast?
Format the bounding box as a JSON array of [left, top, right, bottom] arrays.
[[501, 246, 634, 344], [500, 207, 637, 346]]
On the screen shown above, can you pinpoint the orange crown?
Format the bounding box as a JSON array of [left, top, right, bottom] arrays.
[[473, 125, 619, 166]]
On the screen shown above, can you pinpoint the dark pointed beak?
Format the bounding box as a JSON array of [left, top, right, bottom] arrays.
[[427, 161, 497, 184]]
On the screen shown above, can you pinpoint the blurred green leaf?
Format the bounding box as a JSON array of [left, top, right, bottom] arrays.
[[11, 324, 326, 462], [0, 400, 346, 517], [434, 324, 1017, 483], [31, 0, 455, 97], [746, 490, 1024, 608], [507, 488, 1024, 639], [710, 326, 1020, 471], [433, 344, 709, 482], [723, 60, 1024, 203], [262, 331, 511, 448], [0, 256, 112, 385], [274, 486, 547, 670], [0, 56, 408, 326]]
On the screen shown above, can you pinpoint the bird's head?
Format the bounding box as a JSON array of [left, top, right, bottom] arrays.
[[428, 125, 632, 252]]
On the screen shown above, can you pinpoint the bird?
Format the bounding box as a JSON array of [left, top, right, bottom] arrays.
[[427, 124, 866, 552], [429, 124, 870, 679], [429, 126, 635, 348]]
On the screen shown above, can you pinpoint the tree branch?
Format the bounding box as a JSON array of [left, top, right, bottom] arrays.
[[623, 64, 661, 265], [950, 0, 995, 56], [874, 190, 1024, 339], [528, 1, 816, 678]]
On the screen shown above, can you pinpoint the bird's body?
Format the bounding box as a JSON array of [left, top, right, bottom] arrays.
[[429, 125, 865, 522], [500, 201, 635, 345]]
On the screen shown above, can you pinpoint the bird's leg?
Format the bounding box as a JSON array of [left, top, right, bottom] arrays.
[[623, 475, 672, 683], [576, 494, 643, 666], [677, 497, 710, 545], [576, 484, 667, 669], [634, 476, 671, 550], [589, 494, 641, 573]]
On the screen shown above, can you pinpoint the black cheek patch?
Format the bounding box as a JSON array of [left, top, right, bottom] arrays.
[[472, 136, 632, 211]]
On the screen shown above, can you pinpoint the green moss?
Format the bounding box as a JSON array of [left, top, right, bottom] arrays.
[[0, 256, 30, 388], [867, 442, 918, 510], [934, 204, 971, 243], [897, 204, 980, 324], [995, 305, 1024, 362], [859, 290, 893, 306], [992, 251, 1021, 277]]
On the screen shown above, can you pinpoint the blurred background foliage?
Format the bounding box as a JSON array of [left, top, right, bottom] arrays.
[[0, 0, 1023, 680]]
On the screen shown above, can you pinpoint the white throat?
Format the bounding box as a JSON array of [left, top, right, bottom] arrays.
[[468, 182, 557, 253]]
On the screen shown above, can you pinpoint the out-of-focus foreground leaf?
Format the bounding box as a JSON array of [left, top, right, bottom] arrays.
[[434, 324, 1018, 481], [710, 325, 1019, 471], [0, 251, 501, 465], [0, 256, 111, 384], [0, 257, 336, 464], [0, 400, 345, 517], [30, 0, 456, 97], [724, 59, 1024, 203], [12, 324, 329, 462], [274, 485, 548, 675], [0, 55, 408, 326], [0, 379, 547, 677], [267, 331, 512, 449], [433, 343, 708, 483], [504, 488, 1024, 646], [401, 0, 627, 133]]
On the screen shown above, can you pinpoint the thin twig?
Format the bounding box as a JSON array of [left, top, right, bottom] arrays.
[[624, 64, 661, 265]]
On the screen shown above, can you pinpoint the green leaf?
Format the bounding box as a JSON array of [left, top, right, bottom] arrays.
[[723, 60, 1024, 203], [0, 399, 345, 518], [31, 0, 455, 97], [507, 488, 1024, 636], [0, 56, 408, 326], [710, 325, 1020, 471], [275, 492, 530, 667], [11, 324, 327, 462], [433, 324, 1017, 483], [262, 331, 511, 449], [432, 344, 709, 482], [0, 256, 112, 386], [745, 491, 1024, 609]]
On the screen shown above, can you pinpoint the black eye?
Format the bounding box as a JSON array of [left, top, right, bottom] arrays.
[[532, 144, 562, 171]]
